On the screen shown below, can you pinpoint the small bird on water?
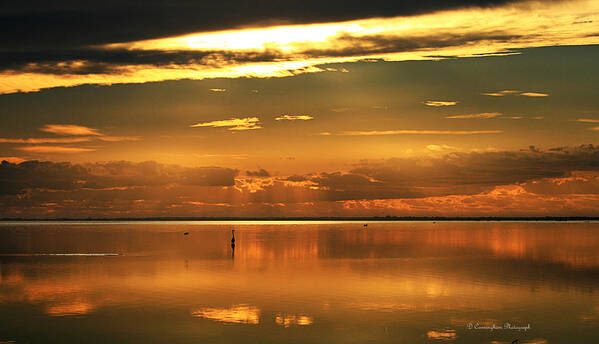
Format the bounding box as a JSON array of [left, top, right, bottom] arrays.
[[183, 232, 189, 235]]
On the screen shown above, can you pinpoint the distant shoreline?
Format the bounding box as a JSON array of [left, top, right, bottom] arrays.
[[1, 216, 598, 222]]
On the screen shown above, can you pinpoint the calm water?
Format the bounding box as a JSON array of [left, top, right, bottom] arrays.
[[1, 221, 598, 343]]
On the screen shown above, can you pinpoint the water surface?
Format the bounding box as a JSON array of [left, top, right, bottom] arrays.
[[1, 221, 598, 343]]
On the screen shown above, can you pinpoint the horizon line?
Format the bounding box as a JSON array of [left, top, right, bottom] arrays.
[[1, 216, 598, 222]]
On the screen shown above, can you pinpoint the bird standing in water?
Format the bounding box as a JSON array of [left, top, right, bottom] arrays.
[[230, 230, 236, 259]]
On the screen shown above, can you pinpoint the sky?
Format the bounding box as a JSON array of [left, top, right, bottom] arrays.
[[1, 0, 599, 218]]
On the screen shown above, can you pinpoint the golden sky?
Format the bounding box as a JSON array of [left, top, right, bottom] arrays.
[[1, 0, 599, 217]]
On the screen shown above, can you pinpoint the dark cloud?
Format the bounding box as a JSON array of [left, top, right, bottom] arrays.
[[264, 144, 599, 201], [522, 174, 599, 195], [246, 169, 271, 177], [0, 160, 238, 195], [1, 1, 519, 52], [285, 174, 309, 182], [0, 160, 87, 195], [349, 144, 599, 197], [0, 49, 285, 75], [301, 32, 524, 58], [0, 31, 525, 75], [308, 172, 424, 201], [0, 1, 538, 76], [2, 144, 599, 217], [182, 167, 239, 186]]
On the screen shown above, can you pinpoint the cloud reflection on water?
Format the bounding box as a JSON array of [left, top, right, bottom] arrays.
[[191, 305, 260, 324]]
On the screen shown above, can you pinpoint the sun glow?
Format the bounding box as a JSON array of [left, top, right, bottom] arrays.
[[2, 0, 598, 94]]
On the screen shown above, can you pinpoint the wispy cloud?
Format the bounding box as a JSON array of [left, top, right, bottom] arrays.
[[481, 90, 520, 96], [197, 153, 249, 160], [0, 125, 138, 149], [40, 124, 102, 136], [2, 0, 598, 94], [424, 101, 458, 107], [96, 136, 140, 142], [576, 118, 599, 123], [190, 117, 262, 131], [445, 112, 502, 119], [0, 136, 137, 144], [16, 146, 96, 153], [275, 114, 314, 121], [426, 144, 456, 151], [324, 129, 503, 136], [330, 108, 351, 113], [520, 92, 549, 97], [590, 126, 599, 131], [0, 137, 92, 144], [209, 88, 227, 92], [482, 90, 549, 97]]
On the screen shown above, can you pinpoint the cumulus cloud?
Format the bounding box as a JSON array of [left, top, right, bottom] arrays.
[[424, 101, 458, 107], [445, 112, 501, 119], [246, 169, 271, 177], [190, 117, 262, 131], [0, 160, 238, 196], [275, 115, 314, 121], [3, 145, 599, 217], [40, 124, 102, 136], [347, 144, 599, 196], [0, 160, 88, 195]]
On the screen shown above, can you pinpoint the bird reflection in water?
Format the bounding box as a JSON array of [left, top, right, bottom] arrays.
[[231, 229, 236, 259]]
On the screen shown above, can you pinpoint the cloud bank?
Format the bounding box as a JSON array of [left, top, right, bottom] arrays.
[[3, 144, 599, 217], [1, 0, 598, 94]]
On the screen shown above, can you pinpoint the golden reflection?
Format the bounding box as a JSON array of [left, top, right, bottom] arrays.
[[0, 222, 598, 331], [191, 305, 260, 324], [46, 302, 94, 317], [427, 329, 457, 340], [275, 314, 314, 327], [1, 223, 599, 342]]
